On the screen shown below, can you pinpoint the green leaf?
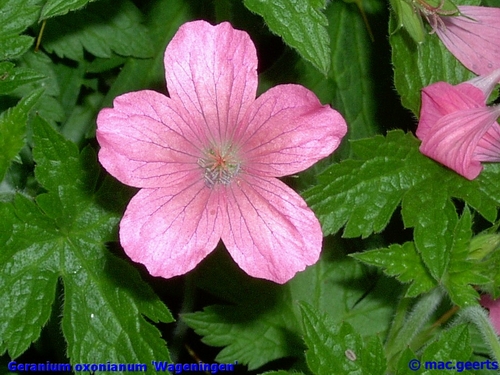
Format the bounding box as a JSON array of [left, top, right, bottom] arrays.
[[352, 242, 437, 297], [41, 0, 154, 61], [442, 208, 491, 307], [0, 117, 173, 363], [14, 51, 65, 126], [305, 131, 430, 238], [40, 0, 99, 19], [390, 0, 480, 115], [421, 324, 473, 373], [101, 0, 192, 107], [61, 92, 104, 144], [0, 89, 42, 182], [259, 0, 383, 163], [0, 0, 40, 35], [469, 230, 500, 299], [401, 178, 458, 279], [300, 302, 386, 375], [303, 131, 500, 280], [243, 0, 330, 75], [0, 35, 34, 60], [327, 0, 381, 143], [183, 250, 398, 370], [478, 163, 500, 206], [0, 62, 45, 95], [0, 0, 40, 60], [389, 0, 425, 44], [395, 347, 419, 375]]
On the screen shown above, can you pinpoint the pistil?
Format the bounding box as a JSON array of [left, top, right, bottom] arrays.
[[198, 146, 241, 188]]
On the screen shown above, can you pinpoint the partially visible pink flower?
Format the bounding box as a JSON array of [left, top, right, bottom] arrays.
[[416, 68, 500, 180], [480, 294, 500, 335], [432, 6, 500, 76], [96, 20, 347, 283]]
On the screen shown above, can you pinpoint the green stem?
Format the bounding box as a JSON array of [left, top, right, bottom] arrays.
[[455, 306, 500, 362], [386, 287, 444, 363], [169, 273, 196, 363], [385, 287, 412, 352]]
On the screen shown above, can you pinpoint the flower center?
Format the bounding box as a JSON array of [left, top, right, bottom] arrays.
[[198, 146, 241, 188]]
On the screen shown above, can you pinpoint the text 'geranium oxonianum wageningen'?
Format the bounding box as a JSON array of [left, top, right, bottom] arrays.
[[96, 20, 347, 283], [416, 68, 500, 180]]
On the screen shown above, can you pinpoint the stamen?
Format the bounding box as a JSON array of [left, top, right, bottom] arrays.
[[198, 146, 241, 188]]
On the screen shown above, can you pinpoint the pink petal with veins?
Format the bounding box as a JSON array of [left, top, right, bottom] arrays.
[[164, 20, 258, 145], [222, 176, 322, 284], [96, 90, 201, 188], [476, 124, 500, 162], [417, 69, 500, 179], [435, 6, 500, 76], [120, 176, 225, 278], [420, 106, 500, 179], [97, 20, 348, 283], [417, 82, 484, 141], [238, 84, 347, 177]]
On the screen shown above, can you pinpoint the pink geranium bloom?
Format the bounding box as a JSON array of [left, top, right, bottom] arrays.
[[416, 68, 500, 180], [480, 294, 500, 335], [96, 20, 347, 283], [432, 6, 500, 76]]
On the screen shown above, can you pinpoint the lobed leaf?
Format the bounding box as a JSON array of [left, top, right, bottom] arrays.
[[355, 210, 497, 306], [13, 51, 66, 126], [100, 0, 192, 107], [0, 0, 40, 35], [300, 302, 386, 375], [0, 117, 173, 364], [442, 208, 492, 307], [40, 0, 99, 19], [401, 179, 458, 279], [183, 250, 398, 370], [0, 0, 40, 60], [305, 131, 432, 237], [243, 0, 330, 75], [0, 62, 45, 95], [352, 242, 437, 297], [304, 130, 500, 280], [421, 324, 473, 373], [41, 0, 154, 61], [0, 35, 34, 61], [0, 90, 42, 182]]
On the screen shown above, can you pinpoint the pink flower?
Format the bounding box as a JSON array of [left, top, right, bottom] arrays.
[[432, 6, 500, 76], [96, 20, 347, 283], [416, 68, 500, 180], [481, 294, 500, 335]]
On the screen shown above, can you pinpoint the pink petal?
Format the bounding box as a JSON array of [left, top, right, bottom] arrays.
[[120, 176, 225, 278], [96, 90, 202, 188], [419, 106, 500, 179], [236, 84, 347, 177], [417, 82, 485, 141], [164, 20, 258, 146], [467, 68, 500, 94], [435, 6, 500, 76], [480, 294, 500, 335], [476, 122, 500, 162], [221, 176, 322, 284]]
